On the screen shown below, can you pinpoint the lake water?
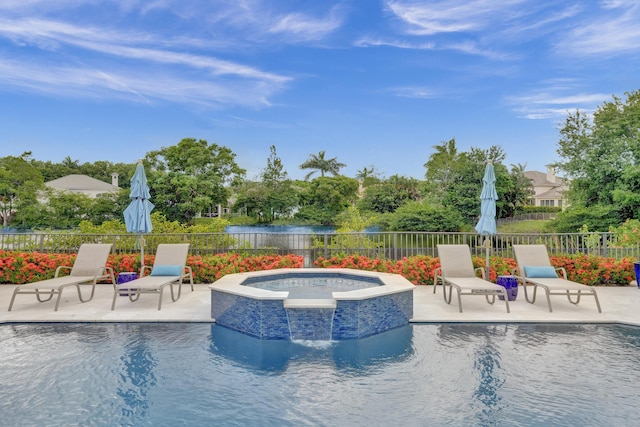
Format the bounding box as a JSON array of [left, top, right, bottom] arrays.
[[226, 225, 336, 234], [226, 225, 380, 234]]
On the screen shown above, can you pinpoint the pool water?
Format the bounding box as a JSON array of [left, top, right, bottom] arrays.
[[243, 275, 381, 299], [1, 323, 639, 426]]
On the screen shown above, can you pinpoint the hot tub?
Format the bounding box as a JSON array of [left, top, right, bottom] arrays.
[[210, 268, 414, 340]]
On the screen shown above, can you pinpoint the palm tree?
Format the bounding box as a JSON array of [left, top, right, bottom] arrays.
[[355, 166, 375, 180], [424, 138, 460, 197], [299, 150, 346, 180]]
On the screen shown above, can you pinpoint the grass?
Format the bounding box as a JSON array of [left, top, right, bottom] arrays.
[[497, 220, 551, 233]]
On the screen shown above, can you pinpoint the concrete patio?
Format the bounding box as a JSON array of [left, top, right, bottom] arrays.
[[2, 283, 640, 327]]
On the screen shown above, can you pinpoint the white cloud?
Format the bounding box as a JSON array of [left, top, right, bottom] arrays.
[[268, 7, 344, 42], [389, 86, 438, 99], [385, 0, 527, 35], [558, 2, 640, 56], [0, 14, 291, 106], [0, 55, 283, 108], [354, 36, 435, 50], [506, 87, 612, 120]]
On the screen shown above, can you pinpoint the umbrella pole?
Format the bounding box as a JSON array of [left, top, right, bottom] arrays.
[[139, 234, 144, 277], [484, 237, 491, 279]]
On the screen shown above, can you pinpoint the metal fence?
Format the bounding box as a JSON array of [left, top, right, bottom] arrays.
[[1, 231, 637, 265]]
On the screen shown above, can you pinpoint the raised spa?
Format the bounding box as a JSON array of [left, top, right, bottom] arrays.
[[210, 268, 414, 340]]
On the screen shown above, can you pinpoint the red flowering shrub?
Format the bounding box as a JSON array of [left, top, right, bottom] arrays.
[[0, 250, 304, 284], [314, 254, 633, 286], [0, 250, 633, 286], [550, 254, 635, 286]]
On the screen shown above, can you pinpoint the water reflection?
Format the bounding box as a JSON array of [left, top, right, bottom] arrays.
[[117, 326, 157, 419], [208, 324, 414, 375], [437, 324, 508, 427]]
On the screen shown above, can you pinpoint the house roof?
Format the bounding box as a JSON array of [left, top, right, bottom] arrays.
[[45, 174, 120, 192], [536, 187, 564, 199], [523, 171, 567, 187]]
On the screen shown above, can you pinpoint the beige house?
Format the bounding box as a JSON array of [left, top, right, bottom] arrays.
[[523, 166, 568, 208], [45, 173, 120, 198]]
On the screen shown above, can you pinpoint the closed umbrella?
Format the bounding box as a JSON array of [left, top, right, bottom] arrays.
[[475, 162, 498, 279], [124, 161, 154, 269]]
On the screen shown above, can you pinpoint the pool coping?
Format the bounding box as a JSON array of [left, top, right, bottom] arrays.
[[1, 283, 640, 328], [210, 268, 415, 301]]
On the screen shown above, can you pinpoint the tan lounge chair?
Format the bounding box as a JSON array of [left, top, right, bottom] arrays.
[[111, 243, 193, 311], [436, 244, 510, 313], [8, 243, 115, 311], [512, 244, 602, 313]]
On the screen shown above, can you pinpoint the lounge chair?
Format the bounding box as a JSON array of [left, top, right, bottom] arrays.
[[436, 244, 510, 313], [8, 243, 115, 311], [512, 244, 602, 313], [111, 243, 193, 310]]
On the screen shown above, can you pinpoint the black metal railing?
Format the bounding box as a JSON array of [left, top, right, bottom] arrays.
[[1, 231, 637, 263]]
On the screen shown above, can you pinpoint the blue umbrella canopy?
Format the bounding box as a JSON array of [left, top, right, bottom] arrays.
[[124, 162, 154, 268], [475, 162, 498, 236], [475, 162, 498, 278]]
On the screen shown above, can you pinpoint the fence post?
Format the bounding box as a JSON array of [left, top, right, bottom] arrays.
[[253, 234, 257, 256], [394, 233, 398, 260], [324, 234, 328, 259]]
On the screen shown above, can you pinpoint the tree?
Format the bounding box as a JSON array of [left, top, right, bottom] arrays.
[[233, 146, 298, 222], [423, 138, 460, 200], [426, 144, 524, 223], [387, 201, 466, 231], [262, 145, 288, 185], [0, 153, 44, 227], [508, 163, 533, 212], [145, 138, 245, 223], [556, 90, 640, 218], [295, 176, 359, 224], [299, 150, 346, 180], [358, 175, 421, 214], [43, 191, 94, 229], [355, 165, 382, 187]]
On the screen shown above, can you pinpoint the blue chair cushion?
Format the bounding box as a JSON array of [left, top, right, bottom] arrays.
[[150, 265, 182, 276], [523, 266, 558, 278]]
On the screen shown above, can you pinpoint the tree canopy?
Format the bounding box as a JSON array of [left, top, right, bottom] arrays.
[[554, 90, 640, 229], [0, 153, 44, 226], [145, 138, 246, 223], [299, 150, 346, 180]]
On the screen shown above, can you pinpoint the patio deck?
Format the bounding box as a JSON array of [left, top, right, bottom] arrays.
[[2, 283, 640, 326]]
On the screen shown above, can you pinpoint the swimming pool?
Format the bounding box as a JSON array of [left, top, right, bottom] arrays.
[[1, 323, 639, 426]]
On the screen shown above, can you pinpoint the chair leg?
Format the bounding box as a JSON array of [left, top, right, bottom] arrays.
[[456, 289, 463, 313], [543, 288, 553, 312], [157, 289, 164, 310], [54, 290, 64, 311], [593, 291, 603, 313], [8, 289, 19, 311], [35, 290, 55, 302], [111, 288, 118, 310]]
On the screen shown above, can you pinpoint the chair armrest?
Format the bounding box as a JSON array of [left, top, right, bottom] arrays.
[[556, 267, 567, 279], [474, 267, 486, 279], [140, 265, 152, 277], [432, 267, 442, 293], [54, 265, 72, 277], [97, 266, 116, 284], [182, 266, 194, 282], [433, 267, 442, 286]]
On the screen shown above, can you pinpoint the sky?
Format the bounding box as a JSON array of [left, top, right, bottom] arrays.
[[0, 0, 639, 181]]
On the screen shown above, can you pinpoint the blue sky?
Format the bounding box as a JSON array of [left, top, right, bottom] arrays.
[[0, 0, 638, 181]]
